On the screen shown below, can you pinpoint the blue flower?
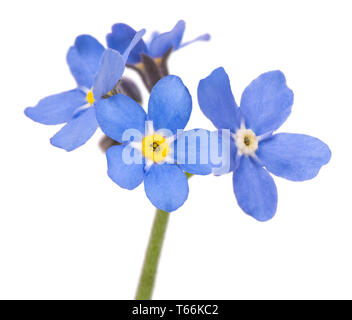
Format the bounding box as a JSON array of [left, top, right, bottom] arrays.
[[96, 75, 218, 212], [106, 20, 210, 65], [198, 67, 331, 221], [25, 30, 145, 151]]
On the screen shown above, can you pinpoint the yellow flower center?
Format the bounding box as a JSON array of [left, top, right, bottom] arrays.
[[142, 134, 170, 163], [86, 89, 95, 105], [136, 57, 163, 72], [234, 128, 258, 156], [154, 57, 163, 66]]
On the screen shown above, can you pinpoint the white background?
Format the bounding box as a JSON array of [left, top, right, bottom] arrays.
[[0, 0, 351, 299]]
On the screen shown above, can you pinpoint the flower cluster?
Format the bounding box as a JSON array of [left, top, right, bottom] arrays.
[[25, 20, 331, 220]]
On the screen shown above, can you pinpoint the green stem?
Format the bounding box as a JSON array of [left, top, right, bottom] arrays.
[[135, 209, 169, 300], [135, 173, 192, 300]]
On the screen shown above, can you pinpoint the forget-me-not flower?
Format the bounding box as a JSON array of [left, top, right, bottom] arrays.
[[198, 67, 331, 221], [96, 75, 219, 212], [106, 20, 210, 66], [25, 30, 145, 151]]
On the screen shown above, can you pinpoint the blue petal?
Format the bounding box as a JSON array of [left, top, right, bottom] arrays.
[[257, 133, 331, 181], [107, 23, 147, 64], [121, 29, 146, 63], [148, 20, 185, 58], [92, 49, 125, 100], [240, 70, 294, 135], [148, 75, 191, 134], [146, 31, 160, 46], [50, 107, 98, 151], [66, 35, 105, 89], [25, 89, 86, 125], [176, 129, 233, 175], [106, 144, 145, 190], [179, 33, 211, 49], [95, 94, 147, 143], [233, 156, 278, 221], [198, 67, 241, 131], [144, 164, 189, 212], [230, 136, 241, 173]]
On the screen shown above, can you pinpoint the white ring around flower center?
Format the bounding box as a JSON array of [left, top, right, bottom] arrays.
[[233, 128, 258, 156]]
